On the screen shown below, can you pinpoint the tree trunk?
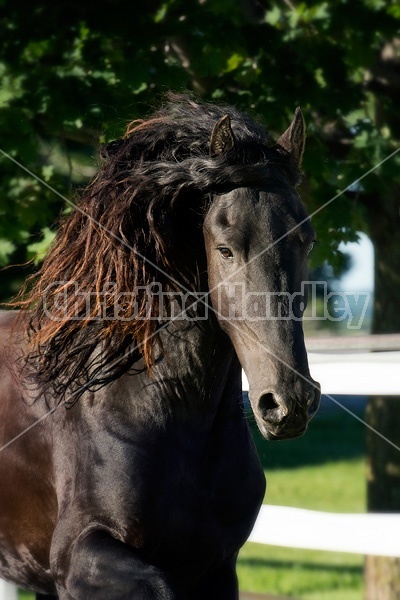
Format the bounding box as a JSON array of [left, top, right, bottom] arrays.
[[365, 396, 400, 599], [364, 187, 400, 600]]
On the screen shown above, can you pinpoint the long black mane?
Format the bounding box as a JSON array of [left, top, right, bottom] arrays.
[[18, 94, 300, 404]]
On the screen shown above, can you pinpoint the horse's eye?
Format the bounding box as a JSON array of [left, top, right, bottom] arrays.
[[218, 247, 234, 260]]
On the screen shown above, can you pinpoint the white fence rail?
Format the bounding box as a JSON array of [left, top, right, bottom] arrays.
[[242, 333, 400, 396], [243, 335, 400, 557], [307, 351, 400, 395], [0, 582, 17, 600], [249, 505, 400, 557], [306, 333, 400, 396], [2, 335, 400, 597]]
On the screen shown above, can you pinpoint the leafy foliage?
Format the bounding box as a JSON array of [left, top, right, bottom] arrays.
[[0, 0, 399, 292]]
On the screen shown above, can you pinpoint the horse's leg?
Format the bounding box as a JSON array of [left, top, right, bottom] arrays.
[[52, 529, 184, 600], [189, 554, 239, 600]]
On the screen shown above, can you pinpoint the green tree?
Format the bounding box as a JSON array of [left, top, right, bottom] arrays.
[[1, 1, 400, 596]]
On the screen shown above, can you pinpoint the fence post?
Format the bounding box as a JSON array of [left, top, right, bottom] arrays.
[[0, 581, 18, 600]]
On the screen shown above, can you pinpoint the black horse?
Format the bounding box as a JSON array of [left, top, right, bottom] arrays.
[[0, 95, 320, 599]]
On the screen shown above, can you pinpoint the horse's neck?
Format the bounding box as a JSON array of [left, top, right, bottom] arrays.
[[86, 319, 242, 437], [158, 318, 239, 394]]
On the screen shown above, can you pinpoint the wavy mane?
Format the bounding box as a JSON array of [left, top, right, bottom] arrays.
[[16, 93, 300, 403]]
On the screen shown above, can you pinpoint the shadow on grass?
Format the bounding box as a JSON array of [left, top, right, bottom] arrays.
[[245, 395, 367, 471], [238, 556, 362, 575]]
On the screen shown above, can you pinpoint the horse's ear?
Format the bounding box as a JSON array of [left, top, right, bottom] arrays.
[[209, 115, 235, 157], [276, 108, 306, 168]]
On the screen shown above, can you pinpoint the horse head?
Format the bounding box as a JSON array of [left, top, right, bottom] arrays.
[[204, 110, 320, 440], [20, 95, 320, 434]]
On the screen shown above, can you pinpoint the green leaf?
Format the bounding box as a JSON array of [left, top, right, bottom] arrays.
[[154, 3, 169, 23], [0, 239, 16, 265], [265, 5, 282, 26], [27, 227, 56, 264], [314, 68, 327, 88], [225, 53, 244, 73]]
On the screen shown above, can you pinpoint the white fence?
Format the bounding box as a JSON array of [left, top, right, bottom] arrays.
[[249, 505, 400, 557], [0, 583, 16, 600], [2, 335, 400, 598], [242, 333, 400, 396], [306, 333, 400, 396], [244, 333, 400, 557]]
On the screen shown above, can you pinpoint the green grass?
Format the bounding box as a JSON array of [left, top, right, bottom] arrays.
[[264, 459, 364, 511], [18, 400, 367, 600], [238, 544, 363, 600], [237, 459, 365, 599]]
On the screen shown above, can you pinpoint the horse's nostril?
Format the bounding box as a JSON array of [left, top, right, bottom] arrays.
[[259, 392, 279, 413], [258, 392, 288, 424]]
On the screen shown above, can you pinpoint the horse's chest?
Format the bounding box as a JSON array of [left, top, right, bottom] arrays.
[[80, 406, 265, 583], [137, 429, 265, 580]]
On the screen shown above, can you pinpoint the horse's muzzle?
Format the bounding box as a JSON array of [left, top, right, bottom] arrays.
[[254, 379, 321, 440]]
